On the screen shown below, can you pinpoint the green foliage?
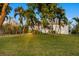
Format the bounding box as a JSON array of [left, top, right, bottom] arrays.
[[73, 17, 79, 23], [24, 8, 38, 26], [41, 18, 49, 27], [6, 4, 12, 15], [72, 17, 79, 33], [14, 6, 25, 26]]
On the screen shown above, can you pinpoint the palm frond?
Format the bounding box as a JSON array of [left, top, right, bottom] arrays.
[[14, 13, 19, 18]]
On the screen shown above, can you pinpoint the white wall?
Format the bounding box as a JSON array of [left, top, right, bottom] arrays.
[[53, 25, 69, 34]]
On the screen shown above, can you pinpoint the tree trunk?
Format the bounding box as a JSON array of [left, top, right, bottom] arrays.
[[0, 3, 8, 34], [58, 18, 61, 34], [0, 3, 8, 28]]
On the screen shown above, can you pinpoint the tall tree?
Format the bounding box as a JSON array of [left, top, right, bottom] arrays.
[[0, 3, 12, 34], [54, 7, 66, 33], [14, 6, 26, 33], [14, 6, 25, 26], [73, 17, 79, 33], [25, 4, 38, 31], [0, 3, 8, 28], [31, 4, 57, 27]]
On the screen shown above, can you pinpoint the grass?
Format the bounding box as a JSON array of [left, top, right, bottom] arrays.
[[0, 33, 79, 56]]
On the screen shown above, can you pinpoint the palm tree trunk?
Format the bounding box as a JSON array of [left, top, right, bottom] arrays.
[[58, 18, 61, 34], [0, 3, 8, 28], [0, 3, 8, 34], [55, 19, 57, 34], [30, 18, 34, 31]]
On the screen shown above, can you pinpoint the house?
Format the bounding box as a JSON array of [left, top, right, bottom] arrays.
[[52, 24, 69, 34], [32, 18, 69, 34]]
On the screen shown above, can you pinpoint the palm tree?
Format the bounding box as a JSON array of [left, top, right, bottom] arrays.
[[0, 3, 12, 34], [14, 6, 25, 26], [73, 17, 79, 33], [14, 6, 26, 33], [0, 3, 8, 28], [30, 4, 54, 27], [24, 4, 38, 32], [68, 21, 72, 34], [47, 4, 57, 33], [73, 17, 79, 23], [55, 7, 66, 34]]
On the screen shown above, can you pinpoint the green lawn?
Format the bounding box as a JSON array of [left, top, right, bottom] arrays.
[[0, 33, 79, 56]]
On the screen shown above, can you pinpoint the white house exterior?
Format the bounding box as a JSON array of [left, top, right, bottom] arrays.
[[53, 25, 69, 34], [30, 24, 69, 34], [32, 18, 69, 34]]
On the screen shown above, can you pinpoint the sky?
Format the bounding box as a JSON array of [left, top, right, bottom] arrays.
[[8, 3, 79, 24], [59, 3, 79, 21]]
